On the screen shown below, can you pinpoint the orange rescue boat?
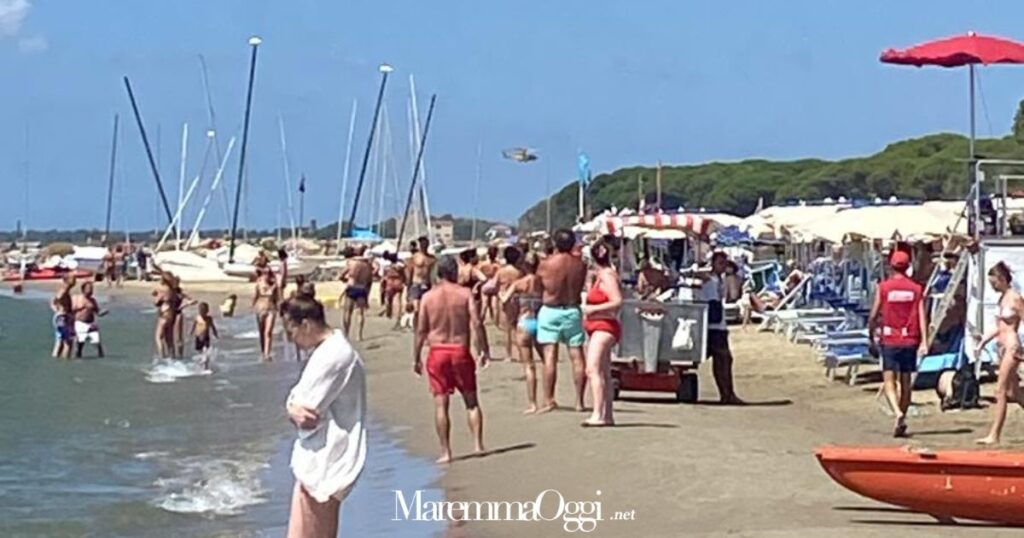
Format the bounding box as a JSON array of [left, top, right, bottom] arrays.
[[816, 445, 1024, 526]]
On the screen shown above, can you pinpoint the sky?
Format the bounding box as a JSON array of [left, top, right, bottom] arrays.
[[5, 1, 1024, 232]]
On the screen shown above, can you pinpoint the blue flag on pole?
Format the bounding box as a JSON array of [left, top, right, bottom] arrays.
[[577, 152, 591, 187]]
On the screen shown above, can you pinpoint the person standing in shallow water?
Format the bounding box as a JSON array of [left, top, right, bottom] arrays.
[[282, 296, 367, 538], [414, 255, 490, 464], [72, 281, 107, 358]]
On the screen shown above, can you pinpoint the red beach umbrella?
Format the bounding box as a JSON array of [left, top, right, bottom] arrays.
[[880, 32, 1024, 157]]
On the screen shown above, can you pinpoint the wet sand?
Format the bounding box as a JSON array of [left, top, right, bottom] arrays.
[[14, 279, 1024, 536]]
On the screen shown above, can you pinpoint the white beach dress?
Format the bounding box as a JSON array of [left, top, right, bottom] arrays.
[[287, 330, 367, 503]]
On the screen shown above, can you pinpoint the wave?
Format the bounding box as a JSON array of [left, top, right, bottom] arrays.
[[233, 330, 260, 340], [152, 457, 267, 516], [145, 358, 213, 384]]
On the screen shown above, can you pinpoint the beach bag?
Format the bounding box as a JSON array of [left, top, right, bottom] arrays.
[[671, 319, 696, 351], [943, 363, 981, 410]]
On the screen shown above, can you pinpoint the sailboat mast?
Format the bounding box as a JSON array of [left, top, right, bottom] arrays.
[[198, 54, 232, 225], [278, 115, 298, 247], [345, 63, 392, 238], [22, 123, 30, 241], [123, 76, 175, 226], [471, 141, 482, 244], [396, 94, 437, 249], [228, 36, 262, 263], [335, 100, 358, 253], [176, 123, 189, 249], [103, 114, 119, 245], [409, 75, 433, 243]]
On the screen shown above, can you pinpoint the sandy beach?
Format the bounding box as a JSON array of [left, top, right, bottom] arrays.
[[14, 279, 1024, 537], [352, 310, 1024, 537]]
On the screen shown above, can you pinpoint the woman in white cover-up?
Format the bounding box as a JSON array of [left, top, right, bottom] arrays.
[[282, 296, 367, 538]]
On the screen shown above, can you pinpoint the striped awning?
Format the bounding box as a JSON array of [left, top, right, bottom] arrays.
[[602, 213, 718, 237]]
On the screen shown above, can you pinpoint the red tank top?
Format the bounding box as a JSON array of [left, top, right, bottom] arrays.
[[877, 273, 923, 346]]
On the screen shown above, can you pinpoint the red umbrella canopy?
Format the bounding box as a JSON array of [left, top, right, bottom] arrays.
[[881, 32, 1024, 67]]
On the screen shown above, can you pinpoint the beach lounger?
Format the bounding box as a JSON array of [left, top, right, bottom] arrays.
[[787, 316, 850, 342], [824, 350, 877, 385]]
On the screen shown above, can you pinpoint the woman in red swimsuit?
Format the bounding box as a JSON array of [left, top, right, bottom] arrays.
[[581, 238, 622, 427]]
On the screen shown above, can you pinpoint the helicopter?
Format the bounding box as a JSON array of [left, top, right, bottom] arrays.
[[502, 147, 539, 163]]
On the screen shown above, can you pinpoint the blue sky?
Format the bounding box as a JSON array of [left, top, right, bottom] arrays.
[[5, 1, 1024, 231]]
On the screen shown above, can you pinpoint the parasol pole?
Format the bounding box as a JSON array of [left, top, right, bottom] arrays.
[[969, 64, 976, 160], [656, 160, 663, 210]]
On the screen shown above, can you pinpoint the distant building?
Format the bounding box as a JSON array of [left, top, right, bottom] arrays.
[[432, 217, 455, 246]]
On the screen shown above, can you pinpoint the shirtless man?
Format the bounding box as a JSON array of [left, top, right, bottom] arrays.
[[413, 256, 490, 463], [72, 282, 107, 358], [494, 247, 524, 360], [535, 229, 588, 413], [407, 236, 436, 315], [478, 246, 501, 325], [340, 245, 373, 341]]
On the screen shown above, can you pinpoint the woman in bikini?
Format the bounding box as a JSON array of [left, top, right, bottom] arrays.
[[975, 261, 1024, 445], [581, 238, 622, 427], [479, 246, 502, 325], [172, 276, 197, 357], [253, 268, 281, 361], [494, 247, 524, 361], [500, 250, 542, 414], [153, 273, 178, 358]]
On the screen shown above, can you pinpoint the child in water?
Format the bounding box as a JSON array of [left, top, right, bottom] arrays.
[[51, 297, 72, 358], [191, 302, 219, 369]]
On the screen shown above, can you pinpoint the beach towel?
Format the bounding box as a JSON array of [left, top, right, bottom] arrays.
[[287, 330, 367, 503]]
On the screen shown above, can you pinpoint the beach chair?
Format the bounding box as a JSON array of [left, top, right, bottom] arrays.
[[912, 335, 963, 391], [823, 349, 876, 385], [788, 317, 847, 343], [755, 275, 813, 332]]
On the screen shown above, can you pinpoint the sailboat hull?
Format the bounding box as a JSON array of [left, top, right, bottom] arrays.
[[151, 251, 248, 283], [816, 445, 1024, 525]]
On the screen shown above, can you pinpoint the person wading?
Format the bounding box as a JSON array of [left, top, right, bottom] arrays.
[[282, 296, 367, 538]]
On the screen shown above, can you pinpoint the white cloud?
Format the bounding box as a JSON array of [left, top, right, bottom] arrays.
[[17, 33, 45, 53], [0, 0, 30, 37]]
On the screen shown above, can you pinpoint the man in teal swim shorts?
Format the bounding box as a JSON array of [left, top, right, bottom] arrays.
[[536, 229, 588, 413]]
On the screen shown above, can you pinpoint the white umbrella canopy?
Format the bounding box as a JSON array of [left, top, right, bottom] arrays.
[[793, 204, 963, 243]]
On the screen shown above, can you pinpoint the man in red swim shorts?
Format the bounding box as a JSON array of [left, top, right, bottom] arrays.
[[413, 255, 490, 464]]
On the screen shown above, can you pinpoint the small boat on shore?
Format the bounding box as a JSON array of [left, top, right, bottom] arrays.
[[2, 267, 92, 282], [816, 445, 1024, 526]]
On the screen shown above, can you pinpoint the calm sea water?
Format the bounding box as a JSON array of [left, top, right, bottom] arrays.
[[0, 292, 443, 538]]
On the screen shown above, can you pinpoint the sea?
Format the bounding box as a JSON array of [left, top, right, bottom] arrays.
[[0, 290, 444, 537]]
